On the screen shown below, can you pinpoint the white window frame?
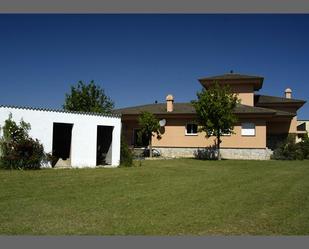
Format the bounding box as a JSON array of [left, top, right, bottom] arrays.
[[185, 123, 198, 136], [241, 123, 256, 136], [222, 131, 232, 136]]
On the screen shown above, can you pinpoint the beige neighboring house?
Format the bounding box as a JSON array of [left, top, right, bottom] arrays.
[[116, 73, 306, 160]]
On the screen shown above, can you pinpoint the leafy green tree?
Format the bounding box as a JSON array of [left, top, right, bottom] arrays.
[[63, 80, 114, 113], [192, 82, 239, 160], [138, 111, 161, 158]]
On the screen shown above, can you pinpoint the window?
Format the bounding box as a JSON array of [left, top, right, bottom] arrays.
[[222, 131, 231, 136], [133, 129, 149, 147], [186, 123, 198, 135], [241, 123, 255, 136]]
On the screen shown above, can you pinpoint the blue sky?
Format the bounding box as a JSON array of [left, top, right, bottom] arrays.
[[0, 14, 308, 118]]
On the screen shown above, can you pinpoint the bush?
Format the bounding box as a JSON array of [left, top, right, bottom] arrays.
[[120, 135, 133, 167], [271, 134, 304, 160], [194, 146, 218, 160], [0, 114, 48, 170], [299, 133, 309, 159]]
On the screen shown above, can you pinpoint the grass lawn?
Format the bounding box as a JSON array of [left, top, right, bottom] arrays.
[[0, 159, 309, 235]]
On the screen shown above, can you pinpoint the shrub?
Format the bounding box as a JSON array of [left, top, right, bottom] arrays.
[[194, 145, 218, 160], [120, 135, 133, 167], [271, 134, 304, 160], [0, 114, 48, 170], [299, 133, 309, 159]]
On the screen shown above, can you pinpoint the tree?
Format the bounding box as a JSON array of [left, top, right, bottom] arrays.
[[138, 111, 161, 158], [63, 80, 114, 113], [191, 82, 239, 160]]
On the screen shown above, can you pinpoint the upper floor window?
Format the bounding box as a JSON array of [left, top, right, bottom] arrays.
[[241, 123, 255, 136], [186, 123, 198, 135]]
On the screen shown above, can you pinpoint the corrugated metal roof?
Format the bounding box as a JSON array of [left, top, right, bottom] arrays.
[[0, 105, 121, 118]]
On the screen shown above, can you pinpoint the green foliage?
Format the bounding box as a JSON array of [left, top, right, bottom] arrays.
[[138, 111, 161, 157], [1, 113, 30, 142], [138, 111, 161, 142], [271, 134, 304, 160], [0, 114, 48, 170], [191, 82, 239, 159], [63, 80, 114, 113], [299, 133, 309, 159], [194, 146, 218, 160], [120, 135, 133, 167]]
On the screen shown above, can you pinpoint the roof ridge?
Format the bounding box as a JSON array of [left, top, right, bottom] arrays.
[[115, 102, 192, 110], [0, 104, 121, 118], [199, 73, 264, 80]]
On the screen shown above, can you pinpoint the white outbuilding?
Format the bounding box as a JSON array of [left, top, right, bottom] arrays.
[[0, 105, 121, 168]]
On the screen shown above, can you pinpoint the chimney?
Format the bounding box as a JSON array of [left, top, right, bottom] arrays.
[[285, 88, 292, 99], [166, 94, 174, 112]]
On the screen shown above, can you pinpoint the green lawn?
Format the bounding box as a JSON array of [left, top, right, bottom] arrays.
[[0, 159, 309, 235]]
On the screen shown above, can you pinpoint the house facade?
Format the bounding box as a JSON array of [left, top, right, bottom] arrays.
[[0, 105, 122, 168], [116, 73, 306, 160]]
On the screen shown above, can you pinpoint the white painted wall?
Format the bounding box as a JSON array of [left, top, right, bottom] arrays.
[[0, 106, 121, 168]]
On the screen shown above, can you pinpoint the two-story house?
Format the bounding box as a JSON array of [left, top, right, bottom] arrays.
[[116, 73, 306, 159]]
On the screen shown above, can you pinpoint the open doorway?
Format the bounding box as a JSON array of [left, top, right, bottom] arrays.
[[52, 123, 73, 167], [97, 125, 114, 166]]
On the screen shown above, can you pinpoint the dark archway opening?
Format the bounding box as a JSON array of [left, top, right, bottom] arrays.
[[52, 123, 73, 167], [97, 126, 113, 165]]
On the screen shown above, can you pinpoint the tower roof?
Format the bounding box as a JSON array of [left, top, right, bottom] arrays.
[[198, 72, 264, 91]]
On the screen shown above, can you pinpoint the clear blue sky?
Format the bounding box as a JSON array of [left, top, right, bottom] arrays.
[[0, 14, 308, 118]]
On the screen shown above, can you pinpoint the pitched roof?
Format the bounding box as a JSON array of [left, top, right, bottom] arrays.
[[115, 103, 195, 115], [0, 105, 121, 118], [255, 94, 306, 105], [115, 102, 294, 117], [199, 73, 264, 81], [198, 73, 264, 91]]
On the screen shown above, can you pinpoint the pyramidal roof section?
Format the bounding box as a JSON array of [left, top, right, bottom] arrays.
[[198, 71, 264, 91]]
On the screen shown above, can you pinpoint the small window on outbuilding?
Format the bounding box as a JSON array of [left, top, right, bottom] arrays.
[[241, 123, 255, 136], [186, 123, 198, 135]]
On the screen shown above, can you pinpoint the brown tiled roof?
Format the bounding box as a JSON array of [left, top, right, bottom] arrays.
[[199, 73, 264, 81], [115, 102, 295, 117], [115, 103, 195, 115], [255, 94, 306, 105], [198, 73, 264, 91]]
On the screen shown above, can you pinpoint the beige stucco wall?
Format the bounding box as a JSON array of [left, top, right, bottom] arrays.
[[237, 92, 254, 106], [230, 84, 254, 106], [123, 117, 267, 149]]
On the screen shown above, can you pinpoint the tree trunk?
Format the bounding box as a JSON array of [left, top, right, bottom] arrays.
[[149, 137, 153, 158], [217, 134, 221, 160]]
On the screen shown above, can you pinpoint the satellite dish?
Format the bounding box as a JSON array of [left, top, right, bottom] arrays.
[[159, 119, 166, 127]]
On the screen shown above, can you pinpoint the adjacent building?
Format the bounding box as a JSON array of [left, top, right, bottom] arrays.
[[116, 73, 306, 160], [0, 105, 121, 168]]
